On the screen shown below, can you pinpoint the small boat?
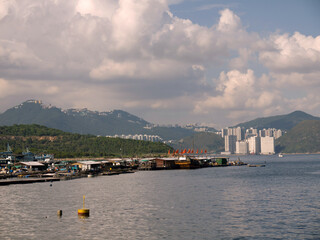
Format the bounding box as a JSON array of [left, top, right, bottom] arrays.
[[248, 164, 266, 167]]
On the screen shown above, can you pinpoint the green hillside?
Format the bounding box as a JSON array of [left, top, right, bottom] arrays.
[[170, 132, 224, 153], [275, 120, 320, 153], [236, 111, 319, 130], [0, 100, 195, 140], [0, 124, 172, 158]]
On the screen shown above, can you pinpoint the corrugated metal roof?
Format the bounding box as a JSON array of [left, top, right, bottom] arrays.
[[78, 161, 102, 165], [161, 158, 178, 161], [21, 162, 44, 166]]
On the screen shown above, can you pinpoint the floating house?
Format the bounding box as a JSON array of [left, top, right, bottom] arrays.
[[214, 158, 228, 166], [175, 156, 201, 169], [154, 158, 177, 169], [72, 161, 102, 171], [138, 158, 156, 170], [20, 162, 46, 171]]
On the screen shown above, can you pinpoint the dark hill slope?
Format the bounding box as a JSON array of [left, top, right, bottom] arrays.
[[169, 132, 224, 153], [0, 100, 148, 136], [0, 100, 194, 140], [275, 120, 320, 153], [235, 111, 319, 130], [0, 124, 172, 158]]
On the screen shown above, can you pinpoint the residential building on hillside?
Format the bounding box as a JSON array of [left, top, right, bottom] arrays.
[[107, 134, 163, 142], [222, 126, 279, 155], [235, 127, 245, 141], [247, 136, 261, 155], [245, 128, 258, 139], [225, 135, 237, 154], [236, 140, 248, 154], [274, 129, 283, 139], [221, 128, 228, 138], [260, 136, 275, 155], [227, 128, 234, 136]]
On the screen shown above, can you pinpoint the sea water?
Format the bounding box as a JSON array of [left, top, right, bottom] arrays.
[[0, 154, 319, 239]]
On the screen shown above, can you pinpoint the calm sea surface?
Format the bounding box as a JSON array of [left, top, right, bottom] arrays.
[[0, 154, 320, 240]]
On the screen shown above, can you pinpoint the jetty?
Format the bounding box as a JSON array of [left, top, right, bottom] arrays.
[[0, 178, 60, 186]]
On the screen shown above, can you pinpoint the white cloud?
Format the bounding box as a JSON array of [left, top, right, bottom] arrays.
[[229, 48, 253, 70], [0, 40, 41, 68], [90, 58, 198, 81], [195, 69, 257, 111], [0, 0, 319, 126], [260, 32, 320, 74], [76, 0, 118, 19], [110, 0, 168, 51], [217, 9, 241, 32], [194, 69, 284, 122], [0, 0, 15, 20]]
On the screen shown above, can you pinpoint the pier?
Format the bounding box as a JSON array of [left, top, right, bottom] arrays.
[[0, 178, 60, 186]]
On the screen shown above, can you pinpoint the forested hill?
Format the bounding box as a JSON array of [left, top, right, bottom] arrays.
[[0, 124, 172, 158], [0, 124, 67, 136], [0, 100, 195, 140], [275, 120, 320, 153], [235, 111, 319, 130], [169, 132, 224, 153]]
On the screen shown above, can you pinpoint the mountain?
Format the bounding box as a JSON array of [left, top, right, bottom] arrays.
[[235, 111, 320, 130], [169, 132, 224, 153], [0, 124, 172, 158], [275, 120, 320, 153], [0, 100, 148, 135], [0, 100, 194, 140]]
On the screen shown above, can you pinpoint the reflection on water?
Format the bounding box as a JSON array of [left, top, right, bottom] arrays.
[[0, 154, 320, 239]]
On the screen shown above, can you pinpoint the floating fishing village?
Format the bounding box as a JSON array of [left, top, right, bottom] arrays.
[[0, 144, 249, 186]]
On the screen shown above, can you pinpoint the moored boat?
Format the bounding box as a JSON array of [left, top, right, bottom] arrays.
[[248, 164, 266, 167]]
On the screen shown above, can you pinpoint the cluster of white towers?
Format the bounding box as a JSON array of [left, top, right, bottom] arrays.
[[222, 127, 282, 155]]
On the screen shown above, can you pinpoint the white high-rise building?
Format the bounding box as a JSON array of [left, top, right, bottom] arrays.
[[274, 129, 282, 139], [260, 136, 275, 154], [236, 140, 248, 154], [246, 128, 258, 139], [247, 136, 261, 154], [235, 127, 244, 141], [225, 135, 237, 154], [221, 128, 228, 138]]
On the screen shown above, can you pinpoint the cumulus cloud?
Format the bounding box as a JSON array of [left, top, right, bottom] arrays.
[[194, 69, 280, 112], [260, 32, 320, 73], [0, 40, 41, 69], [76, 0, 118, 19], [217, 9, 241, 32], [90, 58, 196, 81], [0, 0, 319, 126]]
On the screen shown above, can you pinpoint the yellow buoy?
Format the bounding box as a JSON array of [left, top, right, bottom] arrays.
[[57, 210, 63, 217], [78, 195, 90, 217]]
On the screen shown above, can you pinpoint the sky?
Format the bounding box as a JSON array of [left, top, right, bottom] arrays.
[[0, 0, 319, 128]]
